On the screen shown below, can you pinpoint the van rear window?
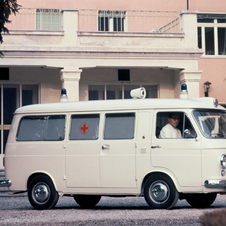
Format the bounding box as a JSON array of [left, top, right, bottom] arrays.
[[17, 115, 65, 141]]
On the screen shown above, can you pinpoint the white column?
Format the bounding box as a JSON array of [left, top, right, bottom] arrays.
[[61, 8, 79, 47], [60, 69, 82, 101], [180, 10, 198, 48], [179, 70, 202, 98]]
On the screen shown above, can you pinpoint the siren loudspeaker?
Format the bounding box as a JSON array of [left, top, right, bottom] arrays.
[[130, 87, 146, 99]]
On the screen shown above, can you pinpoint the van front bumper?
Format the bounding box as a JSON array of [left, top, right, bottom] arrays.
[[0, 179, 11, 187], [205, 180, 226, 188]]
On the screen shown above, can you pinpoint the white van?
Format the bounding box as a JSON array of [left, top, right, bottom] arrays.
[[1, 85, 226, 210]]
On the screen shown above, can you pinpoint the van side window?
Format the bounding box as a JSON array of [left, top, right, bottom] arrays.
[[17, 115, 65, 141], [104, 113, 135, 139], [156, 112, 197, 139], [70, 114, 99, 140]]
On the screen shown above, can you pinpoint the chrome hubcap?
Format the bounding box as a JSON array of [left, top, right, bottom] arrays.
[[33, 183, 50, 203], [150, 181, 169, 204]]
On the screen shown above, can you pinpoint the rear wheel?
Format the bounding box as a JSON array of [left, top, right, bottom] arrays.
[[186, 193, 217, 208], [28, 175, 59, 210], [73, 195, 101, 208], [144, 174, 179, 209]]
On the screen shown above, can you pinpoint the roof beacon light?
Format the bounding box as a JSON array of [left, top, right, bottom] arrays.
[[180, 83, 189, 99], [60, 88, 68, 102]]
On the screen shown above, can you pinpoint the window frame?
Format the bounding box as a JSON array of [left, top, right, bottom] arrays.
[[16, 115, 66, 142], [197, 14, 226, 56], [104, 112, 136, 140], [88, 84, 159, 100], [69, 114, 100, 140], [156, 111, 197, 139], [98, 10, 126, 32], [36, 9, 61, 31]]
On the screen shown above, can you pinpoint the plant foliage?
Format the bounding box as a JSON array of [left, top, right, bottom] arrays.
[[0, 0, 21, 55]]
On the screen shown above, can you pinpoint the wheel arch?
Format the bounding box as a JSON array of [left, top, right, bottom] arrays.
[[27, 172, 57, 191], [141, 171, 179, 195]]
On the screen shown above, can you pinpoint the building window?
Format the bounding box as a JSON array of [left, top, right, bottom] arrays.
[[205, 27, 214, 55], [218, 28, 226, 55], [98, 10, 126, 31], [36, 9, 61, 30], [197, 14, 226, 56], [88, 85, 158, 100]]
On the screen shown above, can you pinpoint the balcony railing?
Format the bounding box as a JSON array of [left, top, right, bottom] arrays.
[[7, 8, 180, 33], [79, 9, 180, 33]]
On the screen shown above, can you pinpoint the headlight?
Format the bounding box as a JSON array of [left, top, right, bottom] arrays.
[[220, 154, 226, 169]]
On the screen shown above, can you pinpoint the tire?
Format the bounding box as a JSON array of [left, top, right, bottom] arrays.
[[186, 193, 217, 208], [28, 175, 59, 210], [144, 174, 179, 209], [73, 195, 101, 208]]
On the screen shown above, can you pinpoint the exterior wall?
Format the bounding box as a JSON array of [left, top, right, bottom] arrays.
[[0, 8, 203, 102], [199, 58, 226, 103], [8, 67, 62, 103], [17, 0, 226, 12], [80, 68, 176, 100]]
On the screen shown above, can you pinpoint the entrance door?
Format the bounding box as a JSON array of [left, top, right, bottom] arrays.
[[0, 84, 38, 169], [0, 86, 19, 170], [151, 110, 202, 187], [100, 112, 137, 188]]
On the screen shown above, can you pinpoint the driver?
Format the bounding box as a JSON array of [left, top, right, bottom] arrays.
[[159, 113, 182, 139]]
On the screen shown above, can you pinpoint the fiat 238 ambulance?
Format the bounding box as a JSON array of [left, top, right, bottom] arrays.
[[1, 84, 226, 210]]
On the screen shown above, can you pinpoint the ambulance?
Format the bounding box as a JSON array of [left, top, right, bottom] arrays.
[[1, 84, 226, 210]]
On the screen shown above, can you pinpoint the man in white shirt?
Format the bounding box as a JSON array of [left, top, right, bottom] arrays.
[[159, 113, 182, 138]]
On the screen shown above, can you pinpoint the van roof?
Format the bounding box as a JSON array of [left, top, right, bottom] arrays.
[[15, 97, 225, 114]]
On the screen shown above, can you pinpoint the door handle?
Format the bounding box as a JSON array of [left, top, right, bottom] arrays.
[[102, 145, 110, 150], [151, 145, 161, 149]]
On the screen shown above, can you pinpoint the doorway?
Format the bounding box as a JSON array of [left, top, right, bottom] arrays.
[[0, 84, 39, 169]]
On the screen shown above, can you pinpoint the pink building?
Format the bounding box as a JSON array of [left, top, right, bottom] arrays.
[[0, 0, 226, 167]]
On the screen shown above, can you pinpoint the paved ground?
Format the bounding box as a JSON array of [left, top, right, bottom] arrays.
[[0, 193, 226, 225]]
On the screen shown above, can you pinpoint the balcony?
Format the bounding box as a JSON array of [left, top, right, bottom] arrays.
[[6, 8, 180, 33], [0, 8, 200, 58]]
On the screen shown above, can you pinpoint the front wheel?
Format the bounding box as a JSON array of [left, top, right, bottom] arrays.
[[73, 195, 101, 208], [28, 175, 59, 210], [186, 193, 217, 208], [144, 174, 179, 209]]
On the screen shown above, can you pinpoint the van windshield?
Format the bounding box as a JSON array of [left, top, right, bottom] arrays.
[[193, 110, 226, 138]]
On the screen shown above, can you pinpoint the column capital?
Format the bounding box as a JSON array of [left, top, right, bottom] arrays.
[[179, 70, 202, 98], [60, 69, 82, 101], [60, 69, 82, 82], [179, 70, 202, 83]]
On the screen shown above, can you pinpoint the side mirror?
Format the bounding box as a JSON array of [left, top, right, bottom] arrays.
[[184, 129, 197, 141]]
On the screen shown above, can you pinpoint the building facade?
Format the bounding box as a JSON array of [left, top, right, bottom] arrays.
[[0, 0, 225, 168]]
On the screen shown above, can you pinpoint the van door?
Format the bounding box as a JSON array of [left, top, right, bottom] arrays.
[[100, 112, 137, 188], [65, 114, 100, 188], [151, 110, 202, 187]]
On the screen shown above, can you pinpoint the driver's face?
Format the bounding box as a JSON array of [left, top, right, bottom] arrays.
[[168, 113, 180, 127]]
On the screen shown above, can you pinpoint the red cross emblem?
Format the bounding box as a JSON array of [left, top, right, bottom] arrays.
[[80, 123, 90, 134]]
